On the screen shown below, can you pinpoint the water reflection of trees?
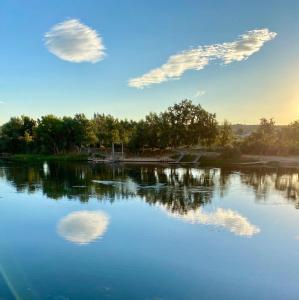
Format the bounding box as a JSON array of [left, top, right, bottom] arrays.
[[0, 163, 224, 213], [1, 163, 299, 211], [240, 168, 299, 208]]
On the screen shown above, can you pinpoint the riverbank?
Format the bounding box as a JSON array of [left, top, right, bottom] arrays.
[[2, 152, 299, 168], [3, 154, 89, 162]]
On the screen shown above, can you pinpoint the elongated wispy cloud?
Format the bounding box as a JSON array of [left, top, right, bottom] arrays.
[[45, 19, 105, 63], [129, 28, 277, 88]]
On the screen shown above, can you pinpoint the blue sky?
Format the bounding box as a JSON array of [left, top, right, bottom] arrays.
[[0, 0, 299, 124]]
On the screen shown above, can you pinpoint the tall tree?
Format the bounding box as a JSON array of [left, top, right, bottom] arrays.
[[35, 115, 64, 154], [0, 116, 36, 153]]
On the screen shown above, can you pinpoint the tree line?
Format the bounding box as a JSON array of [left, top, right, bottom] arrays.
[[240, 118, 299, 155], [0, 100, 227, 154], [1, 98, 299, 156]]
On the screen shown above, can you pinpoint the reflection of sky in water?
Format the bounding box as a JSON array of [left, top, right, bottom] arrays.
[[2, 164, 299, 299], [93, 179, 166, 193], [57, 211, 109, 245], [91, 178, 258, 237], [43, 162, 49, 176], [164, 206, 260, 237]]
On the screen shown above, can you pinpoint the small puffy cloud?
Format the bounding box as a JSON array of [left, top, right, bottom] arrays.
[[45, 19, 105, 63], [194, 90, 206, 98], [0, 100, 5, 104], [57, 210, 109, 244], [165, 207, 260, 237], [129, 28, 276, 88]]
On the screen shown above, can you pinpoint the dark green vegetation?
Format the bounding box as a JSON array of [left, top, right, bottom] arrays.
[[0, 100, 224, 156], [1, 99, 299, 157], [240, 118, 299, 155]]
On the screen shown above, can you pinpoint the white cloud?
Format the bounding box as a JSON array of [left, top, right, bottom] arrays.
[[194, 90, 206, 98], [129, 28, 277, 88], [45, 19, 105, 63], [57, 210, 109, 244], [165, 207, 260, 237], [0, 101, 5, 104]]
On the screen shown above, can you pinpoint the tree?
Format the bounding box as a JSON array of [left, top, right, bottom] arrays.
[[72, 114, 98, 148], [280, 120, 299, 154], [35, 115, 64, 154], [128, 120, 147, 152], [0, 100, 219, 154], [217, 120, 234, 147], [241, 118, 279, 154], [167, 99, 218, 147], [0, 116, 36, 153]]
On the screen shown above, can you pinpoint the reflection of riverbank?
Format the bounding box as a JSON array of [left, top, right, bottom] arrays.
[[1, 162, 299, 210], [57, 211, 110, 245]]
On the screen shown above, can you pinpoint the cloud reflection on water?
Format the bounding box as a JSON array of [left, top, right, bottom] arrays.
[[57, 211, 109, 245], [165, 207, 260, 237]]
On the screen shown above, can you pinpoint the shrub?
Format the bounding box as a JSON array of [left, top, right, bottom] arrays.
[[220, 146, 241, 159]]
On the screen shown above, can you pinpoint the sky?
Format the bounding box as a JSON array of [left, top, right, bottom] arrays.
[[0, 0, 299, 125]]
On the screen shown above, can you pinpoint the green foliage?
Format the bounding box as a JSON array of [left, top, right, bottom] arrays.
[[281, 121, 299, 154], [0, 116, 36, 153], [220, 145, 241, 159], [217, 120, 234, 147], [129, 99, 218, 150], [35, 115, 64, 154], [0, 100, 218, 154], [92, 114, 135, 147], [241, 118, 275, 154], [167, 99, 218, 146], [240, 118, 299, 155]]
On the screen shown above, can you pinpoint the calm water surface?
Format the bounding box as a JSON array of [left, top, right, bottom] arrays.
[[1, 162, 299, 299]]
